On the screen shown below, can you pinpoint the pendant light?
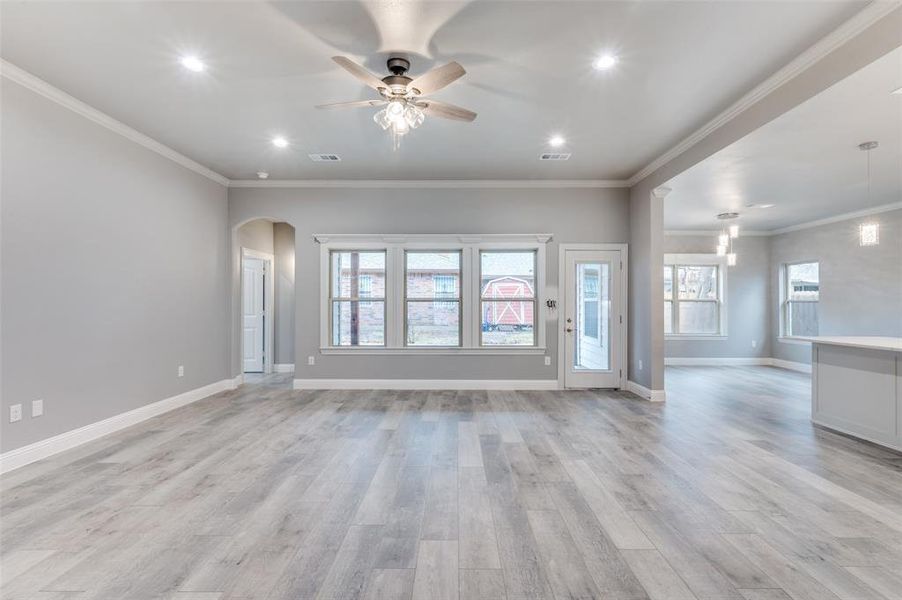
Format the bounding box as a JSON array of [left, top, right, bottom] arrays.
[[715, 212, 739, 266], [858, 141, 879, 246]]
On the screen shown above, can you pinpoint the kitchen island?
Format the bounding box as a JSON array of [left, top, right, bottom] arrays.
[[800, 336, 902, 451]]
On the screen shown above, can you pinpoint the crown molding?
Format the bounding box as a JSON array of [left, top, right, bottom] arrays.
[[1, 59, 229, 186], [627, 1, 902, 187], [664, 229, 771, 237], [666, 202, 902, 237], [769, 201, 902, 235], [228, 179, 630, 189]]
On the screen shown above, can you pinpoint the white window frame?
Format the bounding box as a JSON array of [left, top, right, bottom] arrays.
[[664, 253, 728, 340], [404, 250, 463, 348], [478, 249, 539, 348], [328, 249, 387, 347], [780, 260, 819, 340], [316, 234, 550, 354]]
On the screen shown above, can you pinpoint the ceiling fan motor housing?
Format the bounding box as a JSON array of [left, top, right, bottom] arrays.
[[386, 57, 410, 76]]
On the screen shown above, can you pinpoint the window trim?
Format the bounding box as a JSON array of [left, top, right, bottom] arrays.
[[404, 249, 463, 348], [328, 249, 387, 347], [316, 234, 549, 353], [780, 259, 820, 339], [478, 249, 539, 348], [664, 253, 728, 339]]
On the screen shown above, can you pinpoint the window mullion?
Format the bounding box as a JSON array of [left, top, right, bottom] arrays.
[[462, 246, 474, 348], [388, 246, 403, 348]]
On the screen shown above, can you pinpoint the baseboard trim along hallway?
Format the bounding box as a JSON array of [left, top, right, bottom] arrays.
[[292, 378, 559, 390], [664, 357, 811, 373], [0, 378, 239, 474]]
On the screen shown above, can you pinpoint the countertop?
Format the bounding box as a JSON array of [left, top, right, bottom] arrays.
[[796, 336, 902, 352]]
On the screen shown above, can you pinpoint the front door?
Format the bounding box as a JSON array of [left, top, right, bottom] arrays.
[[564, 249, 622, 388], [242, 257, 265, 373]]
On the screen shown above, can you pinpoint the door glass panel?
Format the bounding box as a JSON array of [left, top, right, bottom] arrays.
[[573, 262, 610, 371]]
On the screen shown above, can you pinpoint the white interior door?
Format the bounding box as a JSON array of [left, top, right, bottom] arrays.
[[242, 257, 265, 373], [564, 249, 622, 388]]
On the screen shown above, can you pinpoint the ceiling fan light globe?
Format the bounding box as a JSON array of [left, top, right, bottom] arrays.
[[374, 108, 392, 130]]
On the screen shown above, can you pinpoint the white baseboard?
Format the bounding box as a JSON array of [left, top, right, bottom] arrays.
[[665, 357, 769, 366], [0, 378, 238, 474], [769, 358, 811, 373], [626, 380, 666, 402], [664, 356, 811, 373], [273, 363, 295, 373], [293, 378, 558, 391]]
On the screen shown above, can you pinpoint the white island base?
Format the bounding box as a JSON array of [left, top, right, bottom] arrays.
[[802, 337, 902, 452]]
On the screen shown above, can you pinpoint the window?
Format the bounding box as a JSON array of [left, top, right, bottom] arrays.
[[664, 255, 725, 337], [480, 250, 537, 346], [330, 251, 385, 346], [783, 261, 819, 337], [319, 236, 547, 351], [582, 268, 600, 339], [358, 274, 373, 297], [405, 251, 462, 346]]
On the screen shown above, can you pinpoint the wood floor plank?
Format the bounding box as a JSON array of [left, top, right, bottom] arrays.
[[411, 540, 458, 600], [2, 368, 901, 600]]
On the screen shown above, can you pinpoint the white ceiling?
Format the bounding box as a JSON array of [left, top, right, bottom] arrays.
[[664, 45, 902, 232], [0, 1, 868, 181]]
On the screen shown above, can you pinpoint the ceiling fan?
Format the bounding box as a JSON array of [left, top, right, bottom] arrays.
[[317, 56, 477, 148]]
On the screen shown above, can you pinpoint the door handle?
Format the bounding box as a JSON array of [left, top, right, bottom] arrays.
[[565, 327, 573, 333]]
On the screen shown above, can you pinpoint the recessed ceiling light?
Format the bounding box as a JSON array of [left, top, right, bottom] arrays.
[[180, 55, 205, 73], [272, 136, 288, 149], [593, 54, 618, 70], [893, 86, 902, 95], [256, 171, 269, 179], [549, 135, 565, 148]]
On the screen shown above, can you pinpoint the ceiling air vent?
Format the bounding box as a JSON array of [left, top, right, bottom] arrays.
[[539, 153, 571, 161], [309, 154, 342, 162]]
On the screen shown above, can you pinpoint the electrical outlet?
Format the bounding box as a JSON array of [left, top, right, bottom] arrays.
[[9, 404, 22, 423], [178, 365, 184, 377], [638, 360, 644, 371], [544, 356, 551, 366], [307, 356, 315, 366], [751, 340, 757, 349], [32, 399, 44, 418]]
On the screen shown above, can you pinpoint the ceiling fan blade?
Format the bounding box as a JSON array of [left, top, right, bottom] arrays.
[[315, 99, 387, 109], [418, 99, 477, 122], [332, 56, 387, 91], [408, 62, 466, 95]]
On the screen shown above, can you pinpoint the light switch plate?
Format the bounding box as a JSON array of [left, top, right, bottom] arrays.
[[178, 365, 184, 377], [32, 399, 44, 418], [544, 356, 552, 366], [10, 404, 22, 423], [307, 356, 315, 366]]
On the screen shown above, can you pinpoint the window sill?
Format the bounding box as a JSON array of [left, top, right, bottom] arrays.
[[778, 337, 812, 345], [320, 346, 547, 356], [665, 335, 727, 341]]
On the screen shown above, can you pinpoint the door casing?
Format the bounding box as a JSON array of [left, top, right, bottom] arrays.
[[557, 243, 628, 389]]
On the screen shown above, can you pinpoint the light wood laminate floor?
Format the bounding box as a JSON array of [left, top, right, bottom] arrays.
[[3, 367, 902, 600]]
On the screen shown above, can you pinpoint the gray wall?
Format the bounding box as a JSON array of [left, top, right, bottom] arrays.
[[238, 219, 274, 255], [628, 186, 664, 390], [1, 80, 231, 453], [273, 222, 296, 365], [664, 235, 772, 359], [770, 208, 902, 364], [229, 187, 630, 381]]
